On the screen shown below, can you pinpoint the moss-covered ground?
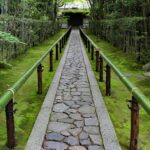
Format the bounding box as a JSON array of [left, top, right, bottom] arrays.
[[85, 31, 150, 150], [0, 29, 66, 150]]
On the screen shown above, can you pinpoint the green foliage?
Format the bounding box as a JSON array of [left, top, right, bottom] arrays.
[[0, 31, 21, 43], [88, 0, 150, 63], [89, 17, 150, 64], [0, 0, 62, 61], [100, 17, 145, 30]]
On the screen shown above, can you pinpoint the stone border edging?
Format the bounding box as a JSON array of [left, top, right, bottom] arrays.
[[25, 32, 72, 150], [79, 34, 122, 150]]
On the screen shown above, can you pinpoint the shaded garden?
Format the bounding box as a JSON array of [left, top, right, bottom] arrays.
[[0, 0, 150, 150]]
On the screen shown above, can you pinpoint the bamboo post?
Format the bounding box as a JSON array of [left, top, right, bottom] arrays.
[[59, 40, 62, 53], [91, 45, 94, 60], [64, 35, 66, 43], [106, 64, 111, 96], [62, 38, 64, 48], [88, 41, 90, 53], [99, 56, 103, 82], [56, 44, 59, 60], [86, 39, 88, 48], [84, 36, 86, 45], [129, 96, 139, 150], [137, 37, 141, 61], [5, 99, 16, 149], [96, 50, 99, 72], [63, 37, 65, 46], [37, 64, 43, 94], [49, 50, 53, 72]]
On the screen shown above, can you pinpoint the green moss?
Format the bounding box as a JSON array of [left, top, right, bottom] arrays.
[[0, 29, 66, 150], [61, 9, 89, 14], [85, 30, 150, 150]]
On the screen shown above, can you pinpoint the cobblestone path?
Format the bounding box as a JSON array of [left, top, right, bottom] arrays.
[[42, 30, 104, 150]]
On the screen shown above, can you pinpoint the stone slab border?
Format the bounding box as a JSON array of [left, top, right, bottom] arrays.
[[79, 33, 122, 150], [25, 32, 72, 150]]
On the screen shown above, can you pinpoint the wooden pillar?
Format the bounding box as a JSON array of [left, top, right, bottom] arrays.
[[49, 50, 53, 72], [91, 45, 94, 60], [5, 99, 16, 149], [63, 37, 65, 46], [64, 35, 66, 43], [84, 36, 86, 45], [99, 56, 103, 82], [137, 38, 141, 61], [86, 39, 88, 48], [130, 96, 139, 150], [37, 64, 43, 94], [62, 38, 64, 48], [88, 41, 90, 53], [56, 44, 59, 60], [106, 64, 111, 96], [59, 40, 62, 53], [96, 50, 99, 72]]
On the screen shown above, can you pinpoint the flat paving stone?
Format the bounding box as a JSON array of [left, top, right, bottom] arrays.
[[71, 92, 81, 96], [70, 113, 83, 120], [81, 96, 92, 102], [64, 136, 79, 145], [56, 95, 62, 100], [71, 104, 80, 109], [76, 101, 91, 106], [48, 122, 74, 132], [61, 130, 70, 136], [68, 128, 82, 136], [78, 88, 91, 92], [83, 114, 96, 118], [88, 145, 104, 150], [89, 134, 102, 145], [85, 117, 99, 126], [51, 113, 68, 121], [64, 95, 72, 101], [64, 101, 75, 106], [67, 109, 78, 114], [79, 131, 89, 140], [72, 96, 81, 101], [43, 141, 68, 150], [80, 138, 91, 146], [84, 126, 99, 135], [78, 105, 95, 114], [82, 92, 91, 96], [45, 132, 64, 141], [53, 103, 69, 113], [68, 146, 87, 150], [58, 118, 74, 123], [74, 121, 84, 128]]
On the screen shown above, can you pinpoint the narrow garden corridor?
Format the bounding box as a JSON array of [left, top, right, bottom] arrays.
[[44, 29, 104, 149], [25, 29, 121, 150], [0, 0, 150, 150]]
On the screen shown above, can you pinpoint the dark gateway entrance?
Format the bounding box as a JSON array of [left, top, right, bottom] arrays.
[[64, 12, 86, 27]]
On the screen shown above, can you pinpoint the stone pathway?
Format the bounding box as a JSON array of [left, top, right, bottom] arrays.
[[43, 30, 104, 150]]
